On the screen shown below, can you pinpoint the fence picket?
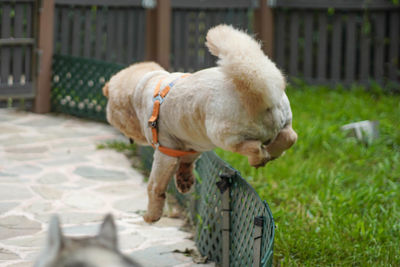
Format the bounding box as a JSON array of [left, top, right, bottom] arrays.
[[25, 3, 33, 81], [183, 11, 189, 71], [331, 14, 342, 81], [72, 8, 82, 57], [60, 7, 70, 55], [13, 4, 24, 84], [106, 8, 116, 61], [289, 12, 299, 76], [83, 7, 92, 58], [242, 9, 248, 28], [126, 9, 135, 63], [345, 13, 356, 84], [233, 9, 240, 28], [116, 9, 125, 63], [202, 11, 210, 68], [317, 12, 327, 82], [95, 7, 104, 60], [137, 10, 145, 61], [374, 13, 385, 83], [53, 6, 59, 52], [275, 11, 285, 70], [0, 5, 11, 35], [1, 4, 11, 84], [180, 10, 185, 70], [360, 25, 371, 84], [389, 12, 399, 81], [194, 12, 200, 71], [303, 11, 313, 80], [172, 10, 180, 70]]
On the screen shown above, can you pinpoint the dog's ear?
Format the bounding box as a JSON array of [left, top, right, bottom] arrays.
[[98, 213, 118, 251], [34, 216, 64, 267], [47, 215, 64, 252]]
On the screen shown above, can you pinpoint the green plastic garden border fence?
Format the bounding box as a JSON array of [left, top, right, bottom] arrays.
[[139, 146, 274, 267], [51, 54, 124, 121]]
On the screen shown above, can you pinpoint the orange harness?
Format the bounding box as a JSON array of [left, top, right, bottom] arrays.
[[148, 74, 198, 157]]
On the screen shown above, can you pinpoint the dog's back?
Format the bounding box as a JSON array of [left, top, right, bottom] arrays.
[[35, 215, 141, 267], [102, 62, 165, 144]]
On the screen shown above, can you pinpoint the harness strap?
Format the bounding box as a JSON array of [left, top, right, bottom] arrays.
[[148, 74, 197, 157]]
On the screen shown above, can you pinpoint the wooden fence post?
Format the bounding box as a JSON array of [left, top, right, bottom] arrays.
[[145, 8, 157, 62], [217, 173, 232, 267], [253, 216, 264, 267], [145, 0, 171, 69], [156, 0, 171, 70], [255, 0, 274, 59], [34, 0, 54, 113]]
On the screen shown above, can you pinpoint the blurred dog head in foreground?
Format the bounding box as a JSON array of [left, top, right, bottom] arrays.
[[35, 214, 141, 267]]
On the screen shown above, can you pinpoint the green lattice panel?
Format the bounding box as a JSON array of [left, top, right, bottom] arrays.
[[194, 152, 226, 263], [51, 54, 125, 121], [195, 152, 274, 267], [230, 176, 274, 267], [137, 148, 274, 266]]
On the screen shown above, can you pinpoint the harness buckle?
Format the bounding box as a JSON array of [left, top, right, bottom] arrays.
[[148, 120, 157, 128], [153, 95, 164, 104]]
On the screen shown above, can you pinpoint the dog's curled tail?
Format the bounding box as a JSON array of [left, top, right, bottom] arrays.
[[205, 25, 285, 113], [102, 82, 109, 98]]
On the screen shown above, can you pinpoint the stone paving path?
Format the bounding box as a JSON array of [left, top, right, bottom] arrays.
[[0, 109, 214, 267]]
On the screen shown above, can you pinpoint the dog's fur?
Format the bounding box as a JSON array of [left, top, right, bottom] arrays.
[[34, 214, 141, 267], [104, 25, 297, 223]]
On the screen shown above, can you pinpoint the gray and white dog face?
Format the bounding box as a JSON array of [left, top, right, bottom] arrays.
[[35, 214, 140, 267]]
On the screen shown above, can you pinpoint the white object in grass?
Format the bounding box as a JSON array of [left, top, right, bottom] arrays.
[[341, 120, 379, 144]]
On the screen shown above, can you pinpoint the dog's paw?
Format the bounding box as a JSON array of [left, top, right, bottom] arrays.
[[143, 212, 162, 223], [175, 162, 195, 194], [175, 174, 195, 194]]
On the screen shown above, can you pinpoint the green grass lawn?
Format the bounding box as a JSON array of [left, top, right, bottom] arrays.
[[216, 85, 400, 266]]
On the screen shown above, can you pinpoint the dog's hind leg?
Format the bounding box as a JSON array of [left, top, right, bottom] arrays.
[[174, 154, 200, 194], [143, 150, 179, 223]]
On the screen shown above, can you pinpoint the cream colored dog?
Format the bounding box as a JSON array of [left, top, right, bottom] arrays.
[[103, 25, 297, 223]]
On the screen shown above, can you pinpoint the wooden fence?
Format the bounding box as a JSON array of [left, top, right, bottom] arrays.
[[52, 0, 258, 70], [0, 0, 37, 101], [50, 0, 399, 87], [53, 0, 146, 64], [170, 0, 256, 72], [271, 0, 399, 86]]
